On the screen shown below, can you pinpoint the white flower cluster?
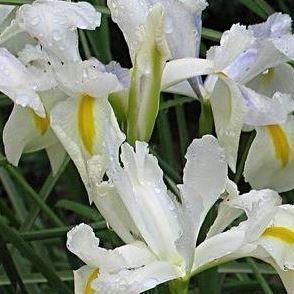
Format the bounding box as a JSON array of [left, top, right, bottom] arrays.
[[0, 1, 293, 293]]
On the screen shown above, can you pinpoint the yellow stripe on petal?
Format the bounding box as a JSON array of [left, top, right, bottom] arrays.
[[84, 268, 99, 294], [31, 110, 49, 135], [262, 226, 294, 244], [78, 94, 96, 155], [267, 125, 290, 167]]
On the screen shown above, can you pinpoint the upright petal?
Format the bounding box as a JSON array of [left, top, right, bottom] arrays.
[[178, 135, 227, 270], [107, 141, 183, 265], [126, 4, 171, 143], [92, 182, 140, 244], [155, 0, 208, 59], [249, 13, 292, 38], [244, 117, 294, 192]]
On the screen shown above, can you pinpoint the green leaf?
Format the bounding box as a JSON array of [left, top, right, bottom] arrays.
[[0, 236, 29, 293], [0, 216, 71, 294], [0, 168, 27, 222], [4, 164, 64, 227], [21, 157, 70, 231], [56, 200, 103, 223], [239, 0, 268, 19], [202, 28, 222, 42], [246, 258, 274, 294]]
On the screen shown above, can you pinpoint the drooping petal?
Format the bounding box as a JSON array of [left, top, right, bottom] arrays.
[[15, 0, 101, 61], [67, 223, 155, 271], [226, 189, 282, 241], [55, 59, 123, 98], [3, 104, 56, 166], [0, 47, 45, 116], [240, 86, 290, 126], [193, 228, 246, 270], [246, 64, 294, 98], [177, 135, 227, 271], [244, 117, 294, 192], [161, 58, 215, 90], [257, 205, 294, 271], [91, 261, 181, 294], [210, 75, 248, 172], [50, 96, 124, 201]]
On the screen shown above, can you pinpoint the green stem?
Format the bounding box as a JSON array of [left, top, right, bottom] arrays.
[[168, 277, 189, 294], [199, 99, 214, 137], [246, 258, 274, 294], [234, 131, 256, 183]]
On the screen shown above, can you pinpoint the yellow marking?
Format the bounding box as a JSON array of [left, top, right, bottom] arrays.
[[31, 110, 49, 135], [78, 94, 96, 155], [84, 268, 99, 294], [267, 125, 290, 167], [261, 68, 275, 86], [262, 226, 294, 244]]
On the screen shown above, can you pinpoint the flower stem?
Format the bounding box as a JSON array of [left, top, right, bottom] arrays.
[[168, 277, 189, 294], [199, 99, 214, 137]]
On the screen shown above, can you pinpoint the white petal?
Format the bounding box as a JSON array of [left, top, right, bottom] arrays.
[[249, 13, 292, 38], [67, 223, 155, 272], [194, 228, 246, 270], [156, 0, 207, 59], [51, 97, 124, 201], [178, 135, 227, 267], [207, 180, 243, 238], [3, 104, 56, 166], [244, 117, 294, 192], [207, 24, 255, 72], [258, 205, 294, 271], [246, 64, 294, 98], [227, 189, 282, 242], [107, 0, 149, 60], [164, 81, 197, 98], [16, 0, 101, 61], [92, 182, 139, 244], [161, 58, 214, 90], [55, 60, 122, 98], [92, 261, 181, 294], [0, 47, 44, 116], [272, 35, 294, 60], [237, 39, 291, 84], [210, 75, 248, 172], [108, 141, 183, 264], [240, 86, 290, 126], [46, 143, 67, 176]]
